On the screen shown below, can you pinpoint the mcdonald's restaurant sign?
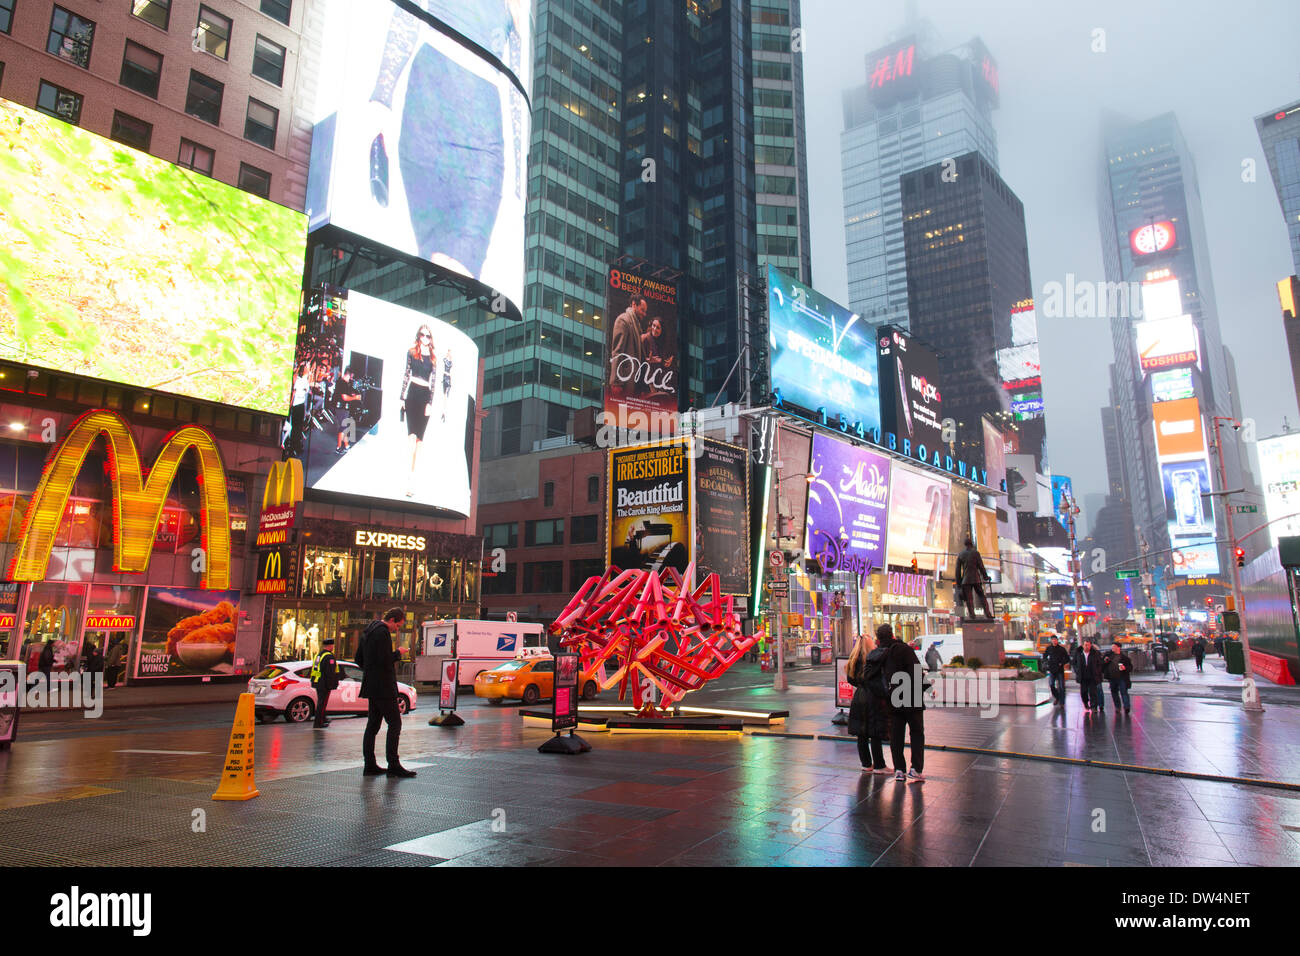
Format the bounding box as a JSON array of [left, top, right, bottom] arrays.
[[6, 409, 232, 590], [257, 459, 303, 548], [256, 547, 289, 594]]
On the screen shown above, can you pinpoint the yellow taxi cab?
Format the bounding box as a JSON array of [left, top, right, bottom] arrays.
[[473, 652, 600, 705]]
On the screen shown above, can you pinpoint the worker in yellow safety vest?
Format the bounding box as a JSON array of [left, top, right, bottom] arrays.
[[310, 637, 342, 728]]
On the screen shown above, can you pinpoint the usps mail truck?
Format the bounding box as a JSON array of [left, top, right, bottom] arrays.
[[417, 619, 547, 685]]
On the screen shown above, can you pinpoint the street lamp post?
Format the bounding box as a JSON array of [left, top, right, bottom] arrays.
[[1060, 491, 1084, 638], [1210, 415, 1264, 713]]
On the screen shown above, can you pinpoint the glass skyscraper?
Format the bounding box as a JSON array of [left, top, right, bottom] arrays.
[[1257, 100, 1300, 275]]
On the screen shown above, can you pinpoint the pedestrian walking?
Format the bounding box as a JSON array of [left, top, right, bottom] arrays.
[[1192, 636, 1206, 673], [104, 637, 125, 688], [1042, 634, 1070, 706], [881, 623, 926, 782], [846, 633, 891, 774], [1074, 638, 1106, 712], [924, 641, 942, 673], [37, 639, 55, 690], [82, 640, 103, 682], [311, 637, 342, 729], [356, 607, 416, 778], [1103, 641, 1133, 715]]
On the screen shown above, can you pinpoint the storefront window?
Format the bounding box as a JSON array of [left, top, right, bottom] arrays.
[[302, 547, 353, 598], [273, 605, 350, 662], [82, 584, 143, 680], [425, 557, 451, 602], [20, 582, 87, 673]]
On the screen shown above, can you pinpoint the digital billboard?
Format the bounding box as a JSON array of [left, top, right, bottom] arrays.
[[995, 343, 1041, 387], [284, 288, 479, 516], [1136, 315, 1199, 374], [608, 442, 690, 576], [805, 433, 891, 581], [1171, 538, 1220, 576], [877, 328, 944, 456], [1258, 434, 1300, 546], [971, 502, 999, 578], [0, 97, 306, 414], [1005, 454, 1038, 513], [1010, 300, 1038, 345], [1151, 367, 1195, 403], [1130, 221, 1176, 256], [982, 416, 1016, 542], [306, 0, 529, 319], [135, 588, 242, 680], [1140, 277, 1182, 321], [693, 438, 750, 596], [1051, 475, 1073, 531], [604, 264, 679, 429], [885, 465, 951, 573], [1152, 397, 1205, 459], [1161, 459, 1215, 539], [767, 265, 880, 435]]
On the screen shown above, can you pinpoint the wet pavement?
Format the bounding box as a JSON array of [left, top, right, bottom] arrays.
[[1, 662, 1299, 866]]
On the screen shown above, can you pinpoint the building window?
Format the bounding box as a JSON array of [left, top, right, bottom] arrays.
[[185, 70, 223, 124], [570, 514, 598, 544], [110, 111, 152, 150], [195, 5, 230, 60], [131, 0, 170, 30], [259, 0, 290, 25], [587, 475, 600, 502], [47, 6, 95, 69], [481, 564, 516, 595], [251, 34, 285, 86], [524, 518, 564, 547], [570, 559, 604, 587], [522, 561, 564, 593], [543, 481, 555, 507], [238, 162, 270, 198], [483, 522, 518, 549], [119, 40, 162, 98], [244, 98, 278, 148], [177, 138, 214, 174], [0, 0, 13, 34], [36, 80, 82, 124]]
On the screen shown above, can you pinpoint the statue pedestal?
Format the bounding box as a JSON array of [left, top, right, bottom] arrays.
[[961, 619, 1006, 666]]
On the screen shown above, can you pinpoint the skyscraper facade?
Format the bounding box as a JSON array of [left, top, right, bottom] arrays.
[[1257, 100, 1300, 275], [841, 35, 1000, 328]]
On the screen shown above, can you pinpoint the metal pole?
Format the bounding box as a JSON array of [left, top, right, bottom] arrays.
[[772, 421, 787, 691], [1212, 416, 1263, 712]]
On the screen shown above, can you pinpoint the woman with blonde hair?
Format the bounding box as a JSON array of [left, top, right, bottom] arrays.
[[846, 629, 891, 773], [400, 325, 436, 497]]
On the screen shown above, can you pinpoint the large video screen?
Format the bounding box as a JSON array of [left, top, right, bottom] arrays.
[[767, 265, 880, 434], [1258, 434, 1300, 546], [884, 465, 951, 573], [307, 0, 529, 318], [283, 288, 478, 515], [0, 98, 306, 414], [604, 264, 680, 427], [608, 442, 691, 576], [1161, 458, 1215, 541], [877, 327, 943, 454], [805, 433, 891, 576]]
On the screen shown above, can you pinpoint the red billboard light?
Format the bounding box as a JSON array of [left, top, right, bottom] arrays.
[[1130, 221, 1176, 256]]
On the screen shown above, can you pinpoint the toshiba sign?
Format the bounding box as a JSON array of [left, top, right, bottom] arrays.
[[1135, 316, 1199, 375]]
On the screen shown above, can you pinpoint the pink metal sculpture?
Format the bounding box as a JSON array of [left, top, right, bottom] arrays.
[[550, 562, 756, 714]]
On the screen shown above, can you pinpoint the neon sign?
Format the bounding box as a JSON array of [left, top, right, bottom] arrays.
[[869, 44, 915, 90]]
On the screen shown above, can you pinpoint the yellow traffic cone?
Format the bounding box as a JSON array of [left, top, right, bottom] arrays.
[[212, 692, 260, 801]]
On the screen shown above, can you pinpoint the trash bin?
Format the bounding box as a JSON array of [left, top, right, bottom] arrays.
[[810, 645, 827, 665], [1151, 643, 1169, 673], [1224, 639, 1245, 675]]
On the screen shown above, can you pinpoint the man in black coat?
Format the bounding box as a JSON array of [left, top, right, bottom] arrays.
[[1042, 635, 1070, 706], [847, 637, 892, 772], [1104, 642, 1133, 715], [1192, 636, 1206, 673], [1075, 638, 1106, 712], [881, 623, 926, 781], [955, 537, 993, 619], [311, 637, 342, 729], [357, 607, 415, 777]]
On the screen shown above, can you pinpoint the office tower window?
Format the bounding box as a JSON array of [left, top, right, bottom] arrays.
[[185, 70, 223, 124], [252, 35, 285, 86], [119, 40, 162, 98], [570, 515, 598, 544], [244, 98, 277, 148], [238, 162, 271, 198], [131, 0, 170, 30], [177, 138, 214, 175], [259, 0, 290, 25], [195, 5, 230, 60], [525, 519, 563, 547], [47, 6, 95, 68], [36, 79, 81, 124], [110, 111, 152, 150], [0, 0, 14, 34]]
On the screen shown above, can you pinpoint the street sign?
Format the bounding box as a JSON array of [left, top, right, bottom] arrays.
[[1114, 569, 1139, 579], [766, 578, 789, 592], [1141, 573, 1153, 587], [1144, 607, 1156, 620], [1234, 505, 1259, 514], [769, 549, 785, 568]]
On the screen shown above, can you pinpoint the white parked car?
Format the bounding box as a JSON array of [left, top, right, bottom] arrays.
[[247, 660, 417, 723]]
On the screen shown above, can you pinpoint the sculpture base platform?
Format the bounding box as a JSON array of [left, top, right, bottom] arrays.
[[961, 619, 1006, 666], [606, 715, 743, 734]]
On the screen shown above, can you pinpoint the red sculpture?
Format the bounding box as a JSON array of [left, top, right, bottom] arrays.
[[551, 562, 756, 714]]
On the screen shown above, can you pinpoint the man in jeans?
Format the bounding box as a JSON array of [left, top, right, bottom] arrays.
[[1042, 635, 1070, 706], [356, 607, 416, 778], [1074, 638, 1106, 712], [882, 623, 926, 782], [1104, 641, 1134, 715]]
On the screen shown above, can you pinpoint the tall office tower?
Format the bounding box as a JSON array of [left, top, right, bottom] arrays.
[[0, 0, 312, 209], [1257, 100, 1300, 274], [1278, 277, 1300, 411], [1097, 111, 1251, 578], [900, 150, 1044, 473], [476, 0, 812, 457], [841, 33, 1000, 328]]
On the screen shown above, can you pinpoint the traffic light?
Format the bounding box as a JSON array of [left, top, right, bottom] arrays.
[[911, 556, 918, 572], [1206, 596, 1212, 607], [1235, 547, 1245, 568], [1105, 599, 1111, 607]]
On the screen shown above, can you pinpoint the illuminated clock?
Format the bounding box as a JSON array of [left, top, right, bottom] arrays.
[[1130, 221, 1176, 256]]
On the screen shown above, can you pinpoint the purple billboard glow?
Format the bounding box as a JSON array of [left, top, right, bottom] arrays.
[[804, 433, 891, 584]]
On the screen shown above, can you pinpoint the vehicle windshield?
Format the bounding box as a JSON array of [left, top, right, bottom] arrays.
[[254, 666, 286, 680], [493, 660, 528, 672]]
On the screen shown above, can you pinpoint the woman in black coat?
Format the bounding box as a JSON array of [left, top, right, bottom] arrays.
[[847, 635, 891, 772]]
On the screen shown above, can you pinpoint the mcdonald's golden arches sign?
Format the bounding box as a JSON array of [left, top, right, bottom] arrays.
[[257, 459, 303, 547], [6, 409, 232, 590]]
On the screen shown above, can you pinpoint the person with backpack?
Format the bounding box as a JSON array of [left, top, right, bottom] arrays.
[[846, 633, 891, 773], [880, 623, 926, 782]]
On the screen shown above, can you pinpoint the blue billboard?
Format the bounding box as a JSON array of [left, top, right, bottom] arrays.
[[767, 265, 880, 437], [1051, 474, 1073, 530]]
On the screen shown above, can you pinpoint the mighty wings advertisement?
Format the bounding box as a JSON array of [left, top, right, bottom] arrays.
[[604, 264, 680, 428], [877, 328, 944, 455], [608, 442, 690, 576], [693, 439, 750, 596], [804, 433, 891, 583]]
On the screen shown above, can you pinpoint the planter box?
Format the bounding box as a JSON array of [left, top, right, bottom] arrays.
[[928, 669, 1049, 708]]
